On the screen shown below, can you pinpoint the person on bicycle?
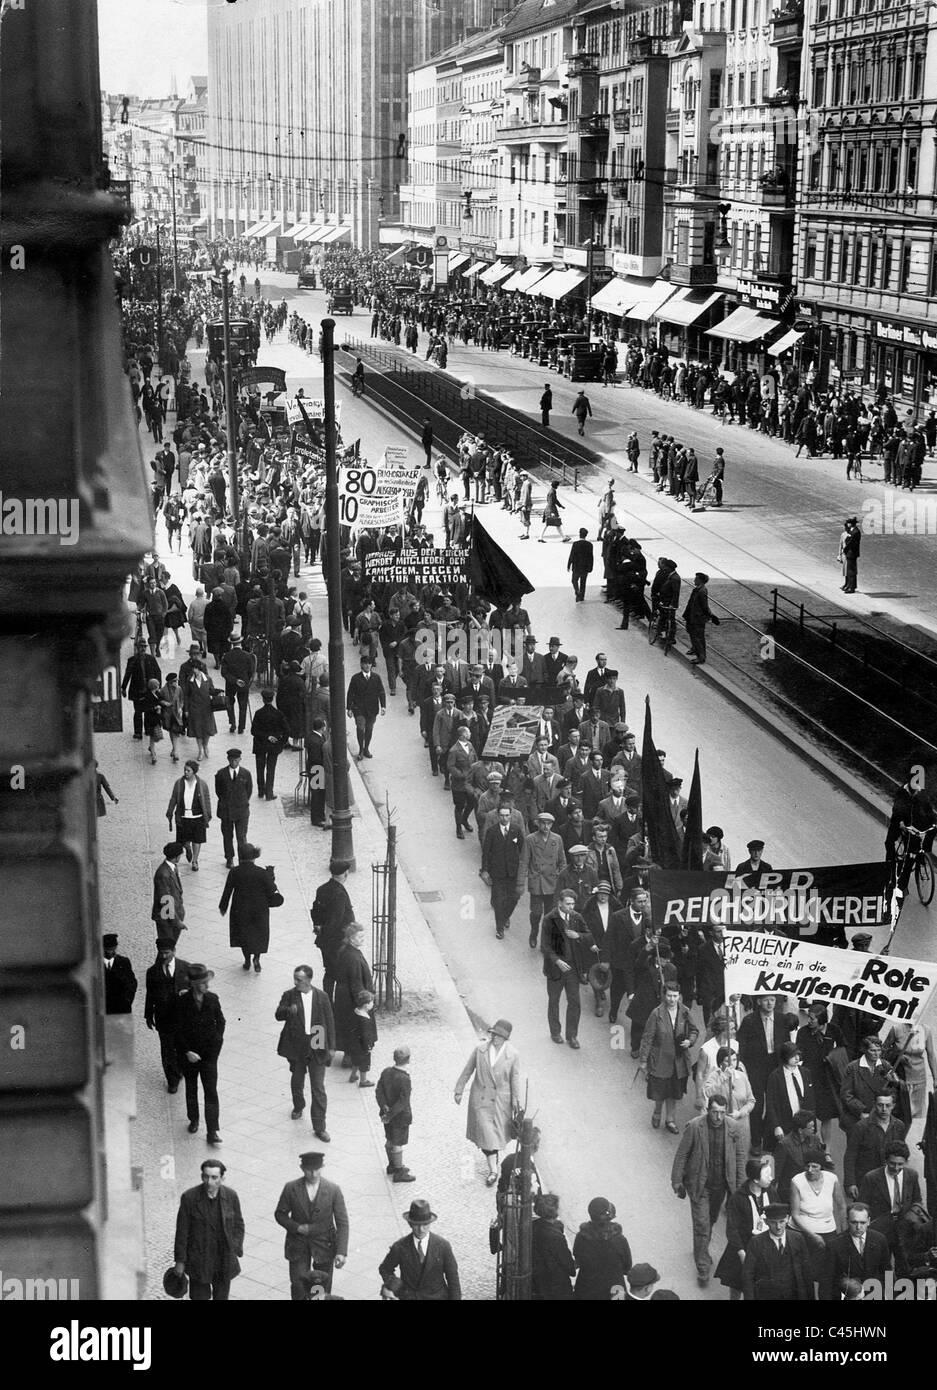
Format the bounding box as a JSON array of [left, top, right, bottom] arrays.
[[887, 771, 936, 889], [351, 358, 365, 397], [649, 558, 681, 646]]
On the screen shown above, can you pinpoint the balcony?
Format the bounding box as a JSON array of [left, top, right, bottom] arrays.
[[664, 178, 719, 202], [577, 113, 610, 140], [770, 2, 804, 47], [750, 252, 792, 282], [610, 180, 629, 201], [758, 170, 796, 207], [495, 114, 568, 144], [566, 51, 599, 77], [766, 88, 797, 108], [668, 262, 718, 287], [612, 110, 631, 133], [627, 34, 664, 63], [574, 177, 608, 202]]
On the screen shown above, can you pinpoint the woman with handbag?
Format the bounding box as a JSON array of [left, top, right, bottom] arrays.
[[183, 663, 217, 763], [165, 758, 213, 871], [159, 672, 186, 763], [141, 678, 168, 765], [218, 842, 284, 972], [637, 983, 699, 1133]]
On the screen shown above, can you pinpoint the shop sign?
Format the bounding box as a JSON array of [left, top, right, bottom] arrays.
[[875, 320, 937, 352], [736, 277, 795, 314]]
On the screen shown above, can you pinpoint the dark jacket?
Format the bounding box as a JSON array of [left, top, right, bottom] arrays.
[[250, 701, 290, 753], [764, 1065, 817, 1139], [166, 776, 213, 825], [144, 955, 191, 1031], [346, 670, 386, 718], [333, 945, 374, 1051], [572, 1221, 632, 1300], [275, 1175, 349, 1262], [174, 990, 226, 1062], [531, 1217, 576, 1300], [275, 986, 335, 1065], [638, 1002, 698, 1081], [379, 1231, 461, 1301], [737, 1009, 797, 1098], [219, 861, 283, 953], [567, 539, 594, 574], [715, 1182, 779, 1290], [151, 859, 185, 936], [173, 1184, 244, 1282], [840, 1059, 901, 1128], [741, 1227, 814, 1301], [310, 878, 355, 973], [376, 1065, 412, 1127], [214, 765, 253, 819], [844, 1116, 908, 1191], [103, 955, 138, 1014], [482, 822, 525, 880], [827, 1228, 892, 1291], [858, 1163, 922, 1225]]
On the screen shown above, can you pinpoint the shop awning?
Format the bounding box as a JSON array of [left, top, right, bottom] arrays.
[[590, 276, 652, 315], [283, 223, 310, 239], [706, 307, 781, 343], [517, 266, 552, 294], [625, 279, 679, 322], [656, 287, 725, 327], [245, 220, 269, 238], [257, 220, 283, 237], [478, 260, 514, 286], [767, 327, 805, 357], [462, 259, 488, 278], [320, 224, 352, 244], [448, 251, 470, 272], [530, 268, 587, 301], [293, 223, 326, 242], [385, 245, 407, 265]]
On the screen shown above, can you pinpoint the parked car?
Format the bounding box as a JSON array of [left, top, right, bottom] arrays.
[[326, 290, 354, 315], [298, 268, 317, 289]]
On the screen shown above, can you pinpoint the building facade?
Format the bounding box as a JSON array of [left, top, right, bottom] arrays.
[[102, 78, 210, 239]]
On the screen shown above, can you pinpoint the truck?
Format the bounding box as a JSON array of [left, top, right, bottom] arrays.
[[266, 235, 302, 271]]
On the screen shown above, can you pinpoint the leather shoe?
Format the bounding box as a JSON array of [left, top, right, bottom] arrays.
[[392, 1169, 416, 1183], [456, 827, 465, 839], [550, 1034, 564, 1044], [567, 1038, 581, 1049], [207, 1132, 222, 1145], [168, 1084, 179, 1094], [315, 1130, 331, 1143], [529, 933, 538, 948], [225, 858, 234, 869], [187, 1121, 199, 1133], [291, 1108, 303, 1120], [496, 928, 504, 939]]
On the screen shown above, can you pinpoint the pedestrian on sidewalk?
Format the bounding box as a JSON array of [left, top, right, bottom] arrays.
[[346, 655, 386, 761], [333, 923, 374, 1071], [172, 1159, 244, 1302], [310, 859, 354, 1000], [121, 639, 161, 741], [572, 389, 592, 436], [379, 1200, 461, 1300], [250, 687, 290, 799], [540, 891, 587, 1049], [175, 963, 226, 1145], [95, 762, 118, 817], [184, 662, 217, 762], [540, 384, 553, 427], [538, 480, 569, 542], [531, 1192, 576, 1300], [145, 937, 190, 1093], [152, 841, 187, 943], [454, 1019, 521, 1187], [275, 963, 335, 1135], [166, 758, 213, 871], [220, 633, 254, 734], [683, 572, 720, 665], [597, 479, 615, 539], [840, 517, 861, 593], [377, 1047, 416, 1183], [219, 843, 284, 973], [518, 473, 534, 539], [572, 1197, 632, 1301], [214, 748, 252, 869], [275, 1151, 349, 1298], [102, 933, 137, 1015], [348, 990, 377, 1087]]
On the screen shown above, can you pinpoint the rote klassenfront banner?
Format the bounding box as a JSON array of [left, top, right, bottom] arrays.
[[723, 932, 937, 1022], [648, 863, 892, 945], [364, 546, 469, 586]]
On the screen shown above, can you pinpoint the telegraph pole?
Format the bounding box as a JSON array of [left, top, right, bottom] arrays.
[[321, 317, 355, 869], [155, 223, 165, 370], [170, 166, 180, 292], [220, 266, 239, 519]]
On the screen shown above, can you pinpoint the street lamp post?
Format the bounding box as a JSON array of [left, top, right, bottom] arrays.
[[220, 266, 239, 520], [321, 317, 356, 869], [169, 165, 180, 292]]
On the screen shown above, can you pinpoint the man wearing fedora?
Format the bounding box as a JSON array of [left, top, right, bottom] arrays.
[[175, 963, 226, 1144], [172, 1158, 244, 1301], [220, 633, 255, 735], [379, 1200, 461, 1300], [214, 748, 253, 869], [144, 937, 191, 1093], [102, 933, 137, 1015], [275, 1151, 349, 1298]]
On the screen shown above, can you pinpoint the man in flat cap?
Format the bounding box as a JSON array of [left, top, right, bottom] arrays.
[[151, 841, 187, 944], [518, 810, 567, 949], [102, 933, 137, 1015], [275, 1150, 349, 1298], [622, 1262, 679, 1301], [734, 839, 774, 875]]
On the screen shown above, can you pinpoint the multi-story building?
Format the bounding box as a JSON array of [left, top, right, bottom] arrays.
[[102, 78, 210, 241], [206, 0, 500, 249], [796, 0, 937, 411], [458, 30, 505, 271]]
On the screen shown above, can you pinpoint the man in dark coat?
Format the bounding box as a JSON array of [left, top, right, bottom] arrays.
[[121, 639, 161, 739], [218, 843, 283, 970], [306, 717, 329, 828], [379, 1199, 461, 1300], [842, 516, 860, 592], [275, 1150, 349, 1297], [858, 1142, 922, 1241], [219, 633, 255, 734], [346, 655, 386, 760], [737, 995, 797, 1146], [540, 384, 553, 427], [839, 1033, 903, 1131], [828, 1202, 892, 1294], [376, 1046, 415, 1183], [151, 841, 187, 943], [572, 1196, 632, 1300], [174, 964, 226, 1144], [540, 890, 588, 1047], [172, 1159, 244, 1301], [144, 937, 190, 1092], [481, 805, 525, 939], [567, 527, 594, 602], [844, 1092, 907, 1194], [683, 571, 719, 665], [214, 748, 253, 868], [310, 859, 355, 1000], [250, 687, 290, 799], [102, 933, 137, 1014], [275, 963, 335, 1138], [741, 1204, 814, 1301]]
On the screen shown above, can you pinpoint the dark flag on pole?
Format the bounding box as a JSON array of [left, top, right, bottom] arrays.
[[680, 748, 703, 871], [641, 696, 681, 870], [467, 514, 534, 608]]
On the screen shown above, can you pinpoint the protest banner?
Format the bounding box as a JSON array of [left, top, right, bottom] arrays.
[[723, 931, 937, 1022], [482, 704, 543, 760], [364, 546, 469, 586], [339, 451, 417, 527], [648, 863, 892, 945], [287, 396, 341, 424]]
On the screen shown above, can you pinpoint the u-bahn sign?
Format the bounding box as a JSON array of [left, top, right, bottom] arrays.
[[92, 664, 123, 732]]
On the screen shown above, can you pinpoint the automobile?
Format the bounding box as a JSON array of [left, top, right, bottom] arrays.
[[568, 341, 605, 382], [297, 268, 317, 289], [326, 290, 354, 315], [536, 329, 560, 365]]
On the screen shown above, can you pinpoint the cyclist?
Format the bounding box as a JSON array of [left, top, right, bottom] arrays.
[[351, 358, 365, 397], [887, 770, 936, 891], [649, 557, 680, 650]]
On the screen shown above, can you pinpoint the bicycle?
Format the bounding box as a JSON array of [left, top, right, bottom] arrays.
[[648, 604, 677, 656], [894, 824, 935, 907], [351, 375, 365, 398]]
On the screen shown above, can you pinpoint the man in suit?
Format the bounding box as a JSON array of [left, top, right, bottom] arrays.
[[102, 933, 137, 1014], [840, 1034, 903, 1131], [518, 811, 567, 949], [481, 805, 525, 939], [733, 838, 775, 876], [844, 1092, 907, 1194], [594, 676, 626, 727], [578, 752, 610, 820], [379, 1199, 461, 1300], [532, 705, 562, 753], [695, 923, 727, 1027], [151, 841, 187, 943], [447, 726, 477, 840], [828, 1202, 892, 1294], [541, 639, 568, 689], [432, 692, 460, 789], [172, 1159, 244, 1301], [275, 1150, 349, 1297], [540, 889, 589, 1048], [609, 729, 642, 788], [306, 717, 329, 827], [250, 687, 290, 800], [346, 654, 386, 760], [583, 653, 614, 708], [585, 821, 623, 897], [671, 1095, 748, 1286], [858, 1142, 922, 1245], [310, 860, 355, 1001], [175, 963, 226, 1144], [567, 528, 594, 602], [741, 1203, 814, 1301], [737, 995, 797, 1146], [526, 736, 559, 782], [463, 662, 496, 707], [214, 748, 253, 869], [144, 937, 190, 1092], [520, 636, 546, 695], [667, 775, 688, 843], [579, 714, 611, 759], [497, 660, 528, 704], [420, 681, 445, 776], [561, 696, 588, 738], [556, 727, 583, 772], [219, 633, 255, 734], [275, 963, 336, 1138]]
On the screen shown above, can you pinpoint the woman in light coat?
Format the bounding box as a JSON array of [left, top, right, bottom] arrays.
[[454, 1019, 521, 1186]]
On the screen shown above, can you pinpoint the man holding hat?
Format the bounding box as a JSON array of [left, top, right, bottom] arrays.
[[172, 1158, 244, 1301], [144, 938, 191, 1092], [274, 1150, 349, 1298], [214, 748, 253, 869], [518, 811, 567, 949], [151, 841, 187, 944], [734, 839, 774, 875], [741, 1203, 814, 1301], [175, 964, 226, 1144], [379, 1200, 462, 1300], [102, 934, 137, 1015]]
